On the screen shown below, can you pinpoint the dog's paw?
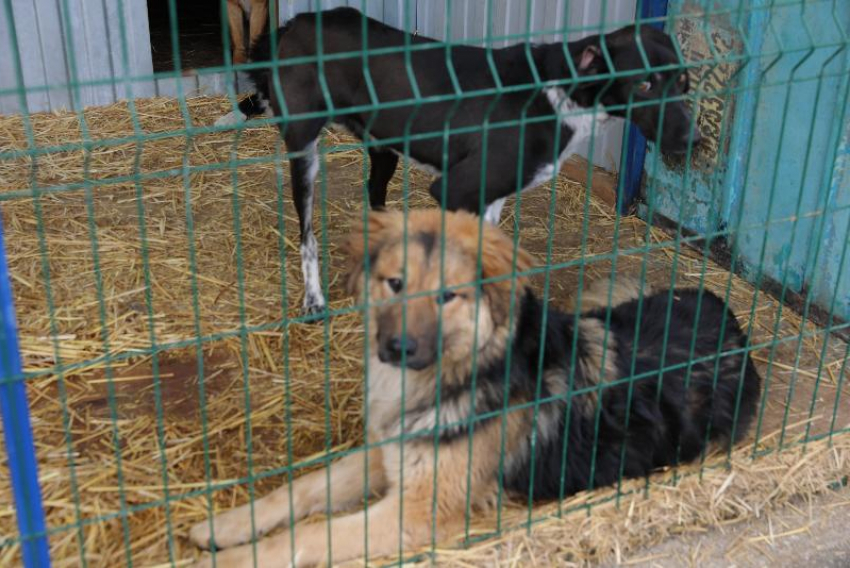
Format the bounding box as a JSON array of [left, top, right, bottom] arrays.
[[188, 519, 215, 550], [300, 301, 327, 322], [192, 545, 277, 568], [190, 554, 214, 568], [215, 111, 246, 127], [300, 291, 327, 322], [189, 509, 256, 551]]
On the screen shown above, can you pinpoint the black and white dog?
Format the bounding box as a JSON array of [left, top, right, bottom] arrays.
[[217, 7, 702, 315]]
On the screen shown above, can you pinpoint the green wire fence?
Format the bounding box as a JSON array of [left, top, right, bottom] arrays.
[[0, 0, 848, 566]]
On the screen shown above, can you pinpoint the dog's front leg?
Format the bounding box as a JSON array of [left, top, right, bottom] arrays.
[[226, 1, 248, 64], [248, 0, 269, 49], [189, 446, 385, 551], [193, 486, 442, 568]]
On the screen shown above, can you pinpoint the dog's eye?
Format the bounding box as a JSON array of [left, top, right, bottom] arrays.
[[637, 80, 652, 93], [436, 290, 458, 305], [386, 278, 403, 294]]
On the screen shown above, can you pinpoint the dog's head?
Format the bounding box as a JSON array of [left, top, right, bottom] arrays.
[[555, 25, 701, 154], [344, 209, 535, 373]]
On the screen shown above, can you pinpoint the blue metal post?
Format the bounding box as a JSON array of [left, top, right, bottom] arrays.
[[0, 212, 51, 567], [622, 0, 669, 214]]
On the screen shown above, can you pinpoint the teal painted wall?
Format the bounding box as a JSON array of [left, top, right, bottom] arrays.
[[641, 0, 850, 322]]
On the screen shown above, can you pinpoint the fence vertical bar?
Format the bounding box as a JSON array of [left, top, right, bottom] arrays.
[[0, 212, 50, 568], [622, 0, 668, 213]]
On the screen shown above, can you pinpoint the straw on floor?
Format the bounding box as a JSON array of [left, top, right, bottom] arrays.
[[0, 96, 847, 566]]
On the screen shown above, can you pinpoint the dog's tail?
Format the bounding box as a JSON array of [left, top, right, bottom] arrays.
[[215, 26, 283, 126], [566, 276, 653, 313]]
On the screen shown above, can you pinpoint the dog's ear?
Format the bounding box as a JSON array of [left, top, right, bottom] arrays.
[[544, 46, 602, 81], [479, 223, 536, 288], [578, 44, 603, 74], [343, 210, 401, 297], [472, 222, 535, 327]]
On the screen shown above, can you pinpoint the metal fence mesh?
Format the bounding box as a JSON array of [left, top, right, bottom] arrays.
[[0, 0, 849, 566]]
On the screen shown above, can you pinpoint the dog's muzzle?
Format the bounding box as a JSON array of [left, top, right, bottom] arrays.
[[658, 103, 704, 155], [379, 334, 433, 370], [662, 123, 703, 154]]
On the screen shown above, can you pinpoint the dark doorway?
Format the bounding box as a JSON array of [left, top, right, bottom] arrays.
[[147, 0, 227, 72]]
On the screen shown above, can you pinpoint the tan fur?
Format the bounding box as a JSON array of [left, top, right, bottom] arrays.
[[344, 209, 534, 385], [577, 319, 619, 385], [191, 411, 531, 568], [566, 275, 652, 313], [572, 318, 620, 416], [188, 446, 386, 552], [190, 210, 539, 567], [226, 0, 269, 64]]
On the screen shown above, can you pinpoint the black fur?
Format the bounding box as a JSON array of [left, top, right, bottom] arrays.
[[432, 287, 761, 500], [235, 24, 274, 119], [226, 7, 701, 314]]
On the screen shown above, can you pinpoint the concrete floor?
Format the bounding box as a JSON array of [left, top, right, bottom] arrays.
[[600, 487, 850, 568]]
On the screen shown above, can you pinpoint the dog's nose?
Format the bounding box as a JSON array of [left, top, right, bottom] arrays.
[[388, 336, 418, 358], [379, 333, 435, 370]]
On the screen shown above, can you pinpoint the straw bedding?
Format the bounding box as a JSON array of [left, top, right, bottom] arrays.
[[0, 96, 847, 566]]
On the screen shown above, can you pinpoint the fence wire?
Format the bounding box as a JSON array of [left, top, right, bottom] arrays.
[[0, 0, 849, 567]]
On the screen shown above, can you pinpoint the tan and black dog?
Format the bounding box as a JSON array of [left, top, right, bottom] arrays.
[[190, 209, 760, 567]]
